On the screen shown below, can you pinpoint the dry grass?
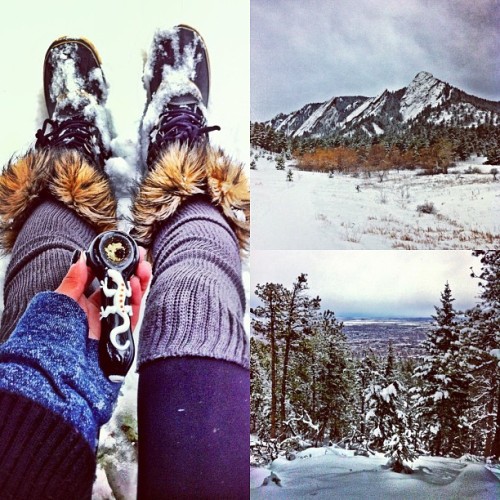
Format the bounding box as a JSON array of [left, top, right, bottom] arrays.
[[364, 217, 499, 249]]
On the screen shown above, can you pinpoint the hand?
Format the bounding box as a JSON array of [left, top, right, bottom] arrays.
[[55, 249, 152, 340]]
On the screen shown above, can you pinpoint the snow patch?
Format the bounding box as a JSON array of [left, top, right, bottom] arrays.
[[251, 152, 499, 250]]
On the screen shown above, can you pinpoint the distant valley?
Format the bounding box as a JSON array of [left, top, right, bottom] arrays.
[[341, 317, 431, 358]]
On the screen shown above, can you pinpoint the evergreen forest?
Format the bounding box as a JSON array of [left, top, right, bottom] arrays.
[[250, 251, 500, 473]]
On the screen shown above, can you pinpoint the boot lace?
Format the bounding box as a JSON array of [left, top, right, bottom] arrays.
[[35, 117, 108, 168], [147, 106, 220, 167]]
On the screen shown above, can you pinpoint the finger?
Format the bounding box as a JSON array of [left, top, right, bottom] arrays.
[[130, 276, 142, 330], [55, 251, 89, 301], [82, 293, 101, 340], [135, 259, 153, 294], [84, 263, 96, 291], [88, 289, 101, 310], [138, 245, 152, 265]]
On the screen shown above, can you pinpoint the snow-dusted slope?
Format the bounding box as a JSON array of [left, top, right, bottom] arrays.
[[251, 151, 499, 250], [251, 447, 500, 499], [267, 96, 368, 137]]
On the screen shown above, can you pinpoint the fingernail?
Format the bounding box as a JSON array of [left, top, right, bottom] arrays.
[[71, 250, 81, 265], [71, 250, 87, 265]]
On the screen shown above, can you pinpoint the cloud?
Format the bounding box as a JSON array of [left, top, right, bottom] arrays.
[[251, 0, 500, 121], [250, 250, 480, 318]]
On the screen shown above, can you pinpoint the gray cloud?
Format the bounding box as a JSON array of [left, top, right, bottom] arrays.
[[250, 250, 481, 318], [251, 0, 500, 121]]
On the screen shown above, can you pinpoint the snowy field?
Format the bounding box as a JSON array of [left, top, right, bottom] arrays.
[[0, 1, 249, 498], [251, 447, 500, 499], [251, 151, 499, 250]]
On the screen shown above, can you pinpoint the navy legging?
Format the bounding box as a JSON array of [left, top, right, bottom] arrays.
[[137, 357, 249, 499]]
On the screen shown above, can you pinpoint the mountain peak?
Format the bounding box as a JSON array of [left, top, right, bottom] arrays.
[[263, 72, 500, 138], [413, 71, 435, 82], [400, 72, 447, 121]]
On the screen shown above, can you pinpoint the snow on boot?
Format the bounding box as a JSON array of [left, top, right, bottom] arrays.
[[140, 24, 219, 169], [36, 36, 114, 169], [132, 25, 249, 252], [0, 37, 116, 251]]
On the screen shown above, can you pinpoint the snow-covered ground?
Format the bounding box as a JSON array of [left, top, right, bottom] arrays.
[[251, 447, 500, 499], [0, 1, 249, 498], [251, 152, 499, 250]]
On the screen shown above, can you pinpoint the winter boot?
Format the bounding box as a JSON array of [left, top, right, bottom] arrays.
[[131, 25, 249, 252], [0, 37, 116, 251]]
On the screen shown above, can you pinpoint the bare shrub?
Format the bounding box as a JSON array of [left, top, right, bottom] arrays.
[[416, 202, 436, 215], [464, 166, 482, 174]]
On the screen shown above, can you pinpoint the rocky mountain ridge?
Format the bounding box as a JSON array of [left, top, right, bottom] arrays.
[[266, 72, 500, 138]]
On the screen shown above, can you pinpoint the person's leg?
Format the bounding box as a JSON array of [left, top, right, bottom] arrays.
[[0, 198, 98, 341], [132, 26, 250, 498], [136, 196, 249, 499], [138, 359, 249, 499], [0, 37, 117, 343], [137, 196, 247, 365]]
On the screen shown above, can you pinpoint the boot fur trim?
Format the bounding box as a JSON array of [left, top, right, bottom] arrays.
[[131, 142, 250, 252], [131, 142, 206, 247], [205, 147, 250, 252], [0, 149, 116, 251]]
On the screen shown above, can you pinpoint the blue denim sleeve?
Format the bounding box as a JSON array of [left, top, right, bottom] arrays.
[[0, 291, 121, 450]]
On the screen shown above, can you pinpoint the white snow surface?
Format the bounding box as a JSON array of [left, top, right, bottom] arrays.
[[380, 382, 398, 402], [0, 2, 249, 498], [251, 151, 499, 250], [251, 448, 500, 499]]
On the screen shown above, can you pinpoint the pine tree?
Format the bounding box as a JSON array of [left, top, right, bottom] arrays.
[[278, 274, 320, 438], [276, 154, 286, 170], [252, 281, 287, 438], [462, 251, 500, 458], [355, 349, 382, 446], [485, 147, 500, 165], [413, 282, 471, 456], [312, 310, 355, 444], [252, 274, 321, 441], [250, 337, 272, 438], [383, 385, 417, 473], [385, 340, 396, 380], [366, 344, 417, 472]]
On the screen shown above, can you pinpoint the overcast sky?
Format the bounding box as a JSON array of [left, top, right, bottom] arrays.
[[251, 0, 500, 121], [251, 250, 482, 318]]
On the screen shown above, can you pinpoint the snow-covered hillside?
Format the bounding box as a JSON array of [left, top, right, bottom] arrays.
[[251, 447, 500, 499], [251, 151, 499, 250]]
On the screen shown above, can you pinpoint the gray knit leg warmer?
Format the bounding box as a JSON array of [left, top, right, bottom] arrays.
[[0, 199, 97, 341], [138, 196, 249, 370]]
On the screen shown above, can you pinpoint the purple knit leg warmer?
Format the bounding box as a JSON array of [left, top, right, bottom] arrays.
[[138, 195, 249, 370], [0, 199, 96, 341]]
